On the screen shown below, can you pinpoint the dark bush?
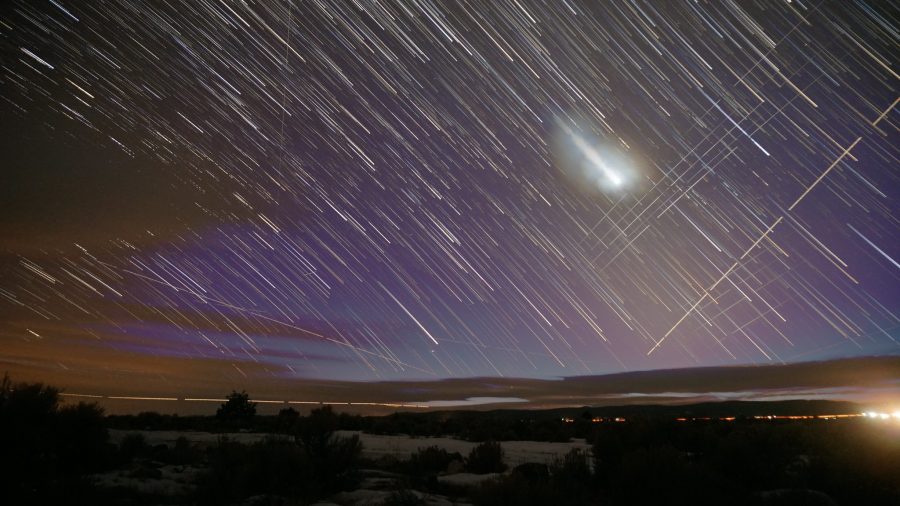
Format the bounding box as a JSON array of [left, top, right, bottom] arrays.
[[552, 448, 591, 484], [118, 433, 150, 462], [196, 436, 311, 505], [406, 445, 463, 475], [167, 435, 199, 465], [296, 405, 339, 449], [54, 401, 111, 473], [0, 375, 59, 424], [312, 432, 364, 492], [0, 374, 111, 504], [276, 406, 300, 432], [474, 449, 593, 506], [196, 429, 363, 505], [472, 473, 557, 506], [465, 441, 506, 474], [216, 390, 257, 425], [512, 462, 549, 482]]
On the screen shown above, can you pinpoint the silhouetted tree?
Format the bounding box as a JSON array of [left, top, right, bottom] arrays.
[[0, 373, 59, 424], [55, 401, 109, 473], [276, 406, 300, 432], [0, 374, 110, 504], [295, 405, 362, 492], [296, 405, 339, 451], [216, 390, 256, 424]]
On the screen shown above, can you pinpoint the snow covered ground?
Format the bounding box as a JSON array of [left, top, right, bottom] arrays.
[[333, 431, 592, 467], [102, 429, 591, 504], [109, 429, 592, 467]]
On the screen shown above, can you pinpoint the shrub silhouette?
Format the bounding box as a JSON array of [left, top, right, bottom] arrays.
[[407, 445, 463, 475], [55, 402, 109, 472], [276, 406, 300, 432], [197, 415, 363, 505], [295, 406, 363, 493], [197, 436, 312, 505], [472, 472, 556, 506], [296, 405, 340, 446], [552, 448, 591, 485], [216, 390, 256, 424], [465, 441, 506, 474], [473, 449, 594, 505], [0, 374, 111, 504], [3, 373, 898, 505], [0, 373, 59, 424], [512, 462, 549, 482], [118, 433, 150, 462], [167, 435, 199, 465]]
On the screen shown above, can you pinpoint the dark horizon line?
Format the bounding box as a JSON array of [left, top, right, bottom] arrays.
[[32, 354, 897, 415]]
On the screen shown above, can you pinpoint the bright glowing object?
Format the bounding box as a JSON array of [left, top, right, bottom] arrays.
[[862, 411, 900, 421], [554, 119, 635, 193], [570, 132, 623, 187]]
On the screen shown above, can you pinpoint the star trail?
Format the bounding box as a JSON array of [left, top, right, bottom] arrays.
[[0, 1, 897, 392]]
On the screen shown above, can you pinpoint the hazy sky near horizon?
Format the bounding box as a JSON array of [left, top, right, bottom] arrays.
[[1, 1, 897, 395]]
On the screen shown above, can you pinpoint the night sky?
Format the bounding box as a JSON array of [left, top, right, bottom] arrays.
[[1, 1, 897, 403]]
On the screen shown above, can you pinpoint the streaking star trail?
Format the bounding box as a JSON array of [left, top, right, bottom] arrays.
[[0, 1, 897, 393]]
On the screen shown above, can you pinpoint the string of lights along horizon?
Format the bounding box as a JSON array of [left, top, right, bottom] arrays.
[[0, 0, 897, 388]]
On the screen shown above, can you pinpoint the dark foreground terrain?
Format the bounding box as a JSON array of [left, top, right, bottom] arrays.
[[2, 375, 898, 505]]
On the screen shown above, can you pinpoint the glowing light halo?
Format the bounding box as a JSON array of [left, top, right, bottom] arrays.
[[553, 119, 637, 195], [571, 131, 624, 187]]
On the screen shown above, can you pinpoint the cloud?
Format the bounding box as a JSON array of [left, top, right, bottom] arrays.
[[2, 337, 896, 414]]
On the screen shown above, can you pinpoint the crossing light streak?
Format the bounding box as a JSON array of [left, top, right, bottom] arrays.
[[0, 0, 896, 389]]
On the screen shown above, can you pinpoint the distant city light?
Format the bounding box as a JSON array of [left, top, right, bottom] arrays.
[[862, 410, 899, 422]]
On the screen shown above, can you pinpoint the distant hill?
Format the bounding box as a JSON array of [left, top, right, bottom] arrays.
[[425, 399, 863, 421]]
